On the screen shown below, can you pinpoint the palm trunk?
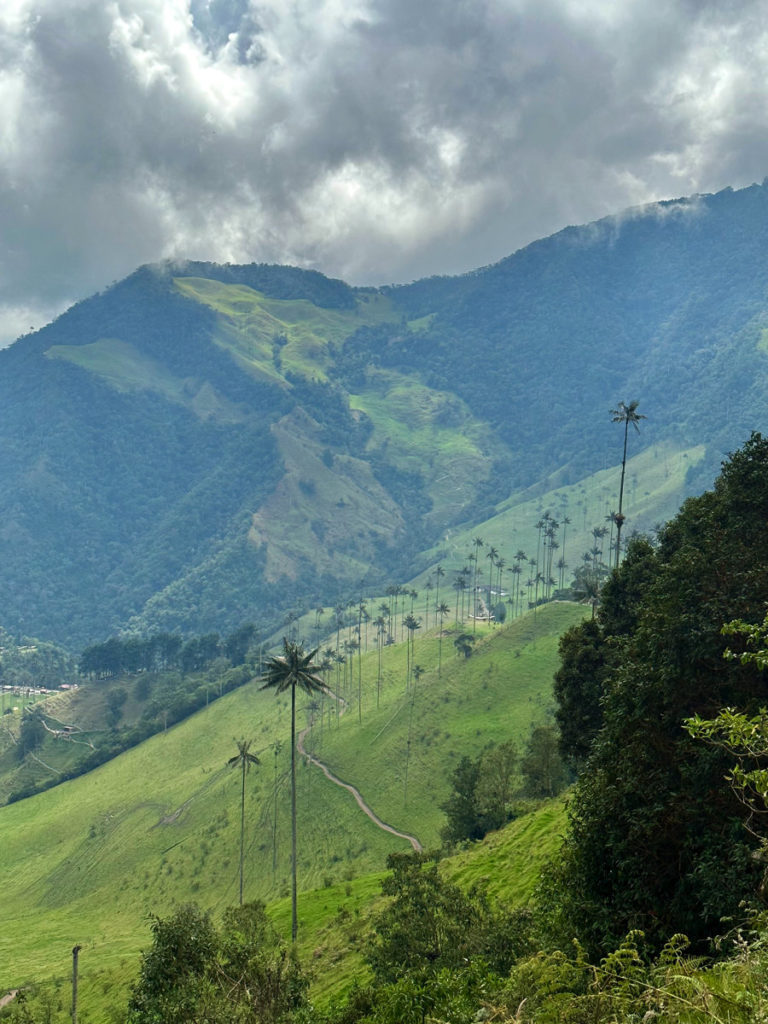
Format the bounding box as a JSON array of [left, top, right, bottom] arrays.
[[291, 683, 298, 942], [239, 761, 246, 905], [272, 752, 279, 876], [615, 420, 630, 568]]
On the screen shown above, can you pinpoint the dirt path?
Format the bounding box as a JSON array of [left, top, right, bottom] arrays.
[[0, 991, 18, 1009], [297, 693, 422, 853]]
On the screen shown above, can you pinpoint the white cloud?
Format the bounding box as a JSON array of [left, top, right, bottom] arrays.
[[1, 0, 768, 344]]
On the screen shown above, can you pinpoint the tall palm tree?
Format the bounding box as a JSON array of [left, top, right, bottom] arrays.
[[472, 537, 484, 631], [453, 573, 466, 624], [434, 564, 445, 612], [402, 613, 421, 690], [373, 615, 386, 705], [495, 556, 506, 600], [261, 639, 325, 942], [436, 601, 450, 676], [227, 738, 260, 906], [486, 546, 499, 612], [610, 400, 646, 568], [513, 550, 527, 616], [314, 606, 324, 645], [510, 562, 522, 617], [559, 515, 571, 588], [271, 738, 283, 875]]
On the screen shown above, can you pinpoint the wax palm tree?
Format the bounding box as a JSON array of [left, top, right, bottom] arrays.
[[434, 564, 445, 612], [373, 615, 386, 705], [559, 515, 571, 587], [556, 556, 567, 591], [513, 549, 527, 615], [510, 562, 522, 617], [495, 556, 506, 599], [402, 613, 421, 690], [472, 537, 484, 631], [546, 537, 559, 599], [486, 546, 499, 611], [271, 738, 283, 874], [378, 602, 392, 644], [610, 400, 646, 567], [436, 601, 450, 676], [453, 574, 466, 624], [314, 606, 324, 645], [261, 639, 325, 941], [227, 738, 260, 906]]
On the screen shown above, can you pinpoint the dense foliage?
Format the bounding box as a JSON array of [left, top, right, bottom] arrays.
[[440, 732, 567, 844], [550, 434, 768, 954], [127, 902, 308, 1024]]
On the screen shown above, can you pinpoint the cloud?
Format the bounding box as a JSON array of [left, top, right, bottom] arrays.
[[0, 0, 767, 344]]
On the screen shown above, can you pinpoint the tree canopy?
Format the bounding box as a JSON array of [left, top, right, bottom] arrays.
[[550, 434, 768, 954]]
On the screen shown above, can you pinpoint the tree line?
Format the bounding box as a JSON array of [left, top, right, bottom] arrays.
[[79, 623, 258, 679]]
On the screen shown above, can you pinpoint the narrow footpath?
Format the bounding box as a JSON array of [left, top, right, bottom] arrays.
[[297, 693, 423, 853]]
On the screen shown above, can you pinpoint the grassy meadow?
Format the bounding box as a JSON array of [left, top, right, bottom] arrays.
[[0, 601, 582, 1016]]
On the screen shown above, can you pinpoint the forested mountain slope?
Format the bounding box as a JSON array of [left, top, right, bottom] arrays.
[[2, 181, 768, 645]]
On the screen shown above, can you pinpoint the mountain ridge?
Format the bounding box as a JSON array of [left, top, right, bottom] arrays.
[[2, 180, 768, 645]]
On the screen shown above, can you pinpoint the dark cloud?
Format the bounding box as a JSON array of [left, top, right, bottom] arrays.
[[0, 0, 766, 343]]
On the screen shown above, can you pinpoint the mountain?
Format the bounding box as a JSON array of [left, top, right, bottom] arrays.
[[2, 181, 768, 646]]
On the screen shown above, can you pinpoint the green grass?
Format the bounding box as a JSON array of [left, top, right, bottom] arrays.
[[309, 603, 585, 848], [349, 369, 501, 528], [174, 278, 398, 383], [45, 339, 245, 423], [444, 795, 568, 904], [249, 405, 407, 584], [0, 602, 580, 1012], [276, 437, 702, 659], [409, 438, 705, 592]]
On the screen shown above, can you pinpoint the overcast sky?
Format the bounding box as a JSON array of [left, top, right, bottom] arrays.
[[1, 0, 767, 344]]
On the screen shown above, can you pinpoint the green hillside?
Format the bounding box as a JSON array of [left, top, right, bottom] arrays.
[[2, 183, 768, 647], [0, 602, 581, 1009]]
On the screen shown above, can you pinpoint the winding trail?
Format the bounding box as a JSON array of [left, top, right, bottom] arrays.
[[0, 991, 18, 1010], [297, 691, 422, 853]]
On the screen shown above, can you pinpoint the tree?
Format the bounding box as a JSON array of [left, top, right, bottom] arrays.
[[16, 708, 46, 761], [520, 724, 568, 798], [492, 601, 507, 624], [453, 633, 475, 659], [373, 614, 386, 704], [550, 435, 768, 955], [686, 609, 768, 838], [127, 902, 308, 1023], [486, 545, 499, 609], [127, 904, 219, 1023], [472, 537, 484, 631], [610, 400, 646, 568], [436, 601, 450, 676], [225, 623, 256, 666], [475, 740, 519, 829], [261, 639, 325, 942], [228, 738, 260, 906], [366, 852, 526, 986], [440, 755, 484, 843], [441, 741, 519, 843], [553, 619, 609, 772], [271, 739, 283, 875], [434, 563, 445, 615], [402, 613, 421, 690]]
